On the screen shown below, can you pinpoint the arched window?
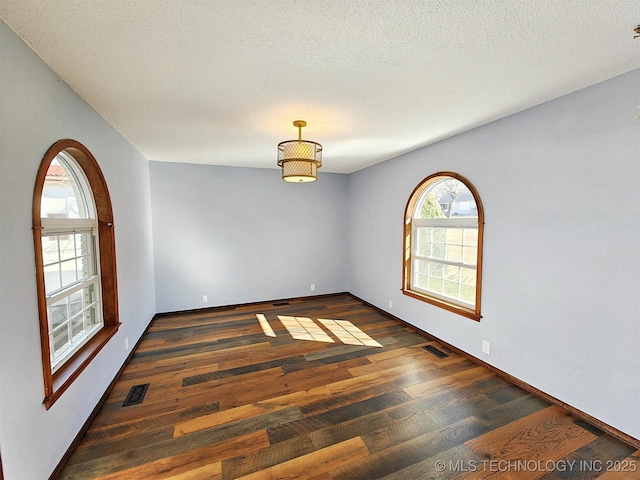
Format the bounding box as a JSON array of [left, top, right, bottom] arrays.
[[403, 172, 484, 321], [33, 139, 119, 408]]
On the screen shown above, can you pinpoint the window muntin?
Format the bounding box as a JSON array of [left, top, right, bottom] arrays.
[[41, 154, 103, 372], [42, 231, 96, 295], [413, 224, 477, 305], [403, 173, 483, 321], [48, 280, 101, 368]]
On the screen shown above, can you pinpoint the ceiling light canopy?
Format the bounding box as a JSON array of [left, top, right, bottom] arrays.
[[277, 120, 322, 182]]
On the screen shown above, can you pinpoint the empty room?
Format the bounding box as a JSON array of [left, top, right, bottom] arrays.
[[0, 1, 638, 479]]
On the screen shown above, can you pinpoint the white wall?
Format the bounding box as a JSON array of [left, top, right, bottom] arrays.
[[0, 22, 156, 479], [150, 162, 348, 312], [348, 69, 640, 440]]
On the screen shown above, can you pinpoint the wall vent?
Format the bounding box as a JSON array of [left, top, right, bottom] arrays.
[[422, 345, 449, 358], [272, 302, 290, 306], [122, 383, 149, 407]]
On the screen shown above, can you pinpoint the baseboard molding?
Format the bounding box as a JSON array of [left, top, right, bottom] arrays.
[[154, 291, 350, 317], [349, 293, 640, 450], [49, 318, 155, 480]]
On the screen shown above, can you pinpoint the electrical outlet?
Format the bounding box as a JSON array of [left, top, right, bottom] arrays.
[[482, 340, 491, 355], [388, 300, 393, 309], [201, 295, 208, 303], [125, 337, 129, 351], [310, 284, 316, 291]]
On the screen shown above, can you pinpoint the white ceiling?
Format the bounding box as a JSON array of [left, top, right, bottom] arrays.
[[1, 0, 638, 173]]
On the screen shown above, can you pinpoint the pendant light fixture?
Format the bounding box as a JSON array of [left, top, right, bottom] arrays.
[[277, 120, 322, 182]]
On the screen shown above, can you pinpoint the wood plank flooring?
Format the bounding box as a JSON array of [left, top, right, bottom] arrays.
[[59, 294, 638, 479]]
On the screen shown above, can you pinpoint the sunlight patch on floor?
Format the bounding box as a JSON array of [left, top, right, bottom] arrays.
[[278, 316, 335, 343], [257, 314, 383, 347], [318, 319, 383, 347], [256, 313, 276, 337]]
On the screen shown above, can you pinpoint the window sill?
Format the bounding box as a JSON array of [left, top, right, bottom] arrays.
[[45, 323, 120, 409], [402, 289, 481, 321]]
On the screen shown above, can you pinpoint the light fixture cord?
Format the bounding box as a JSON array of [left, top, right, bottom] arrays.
[[298, 124, 302, 142]]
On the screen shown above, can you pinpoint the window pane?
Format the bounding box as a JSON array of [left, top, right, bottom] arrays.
[[446, 244, 463, 262], [51, 324, 70, 359], [60, 258, 79, 288], [85, 304, 99, 329], [49, 297, 71, 359], [44, 263, 62, 295], [414, 260, 428, 289], [428, 276, 443, 293], [80, 256, 92, 279], [428, 262, 443, 277], [428, 179, 477, 218], [446, 228, 462, 245], [463, 228, 477, 246], [69, 290, 83, 317], [463, 246, 477, 263], [415, 259, 428, 275], [443, 280, 459, 297], [59, 235, 75, 260], [42, 236, 60, 265], [417, 192, 445, 219], [89, 282, 98, 303], [49, 296, 69, 330], [75, 233, 90, 257], [416, 227, 431, 256], [444, 264, 459, 281], [432, 244, 445, 259], [71, 314, 85, 338], [460, 285, 475, 303], [41, 157, 90, 219], [461, 267, 476, 286]]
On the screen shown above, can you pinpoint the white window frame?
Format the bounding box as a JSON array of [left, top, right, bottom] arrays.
[[411, 217, 478, 309], [41, 155, 104, 372]]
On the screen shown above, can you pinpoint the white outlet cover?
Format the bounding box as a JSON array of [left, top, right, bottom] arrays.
[[482, 340, 491, 355]]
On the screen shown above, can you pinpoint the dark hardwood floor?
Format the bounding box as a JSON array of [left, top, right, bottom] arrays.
[[59, 294, 638, 479]]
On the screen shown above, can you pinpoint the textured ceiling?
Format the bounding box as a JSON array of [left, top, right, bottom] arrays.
[[1, 0, 639, 173]]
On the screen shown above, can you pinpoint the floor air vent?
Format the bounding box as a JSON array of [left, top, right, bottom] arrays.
[[272, 302, 290, 306], [423, 345, 449, 358], [122, 383, 149, 407]]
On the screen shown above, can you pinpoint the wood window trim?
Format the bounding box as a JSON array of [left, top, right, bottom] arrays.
[[402, 171, 484, 322], [33, 139, 120, 409]]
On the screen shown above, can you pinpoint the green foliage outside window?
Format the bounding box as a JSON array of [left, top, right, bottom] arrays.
[[420, 193, 444, 219]]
